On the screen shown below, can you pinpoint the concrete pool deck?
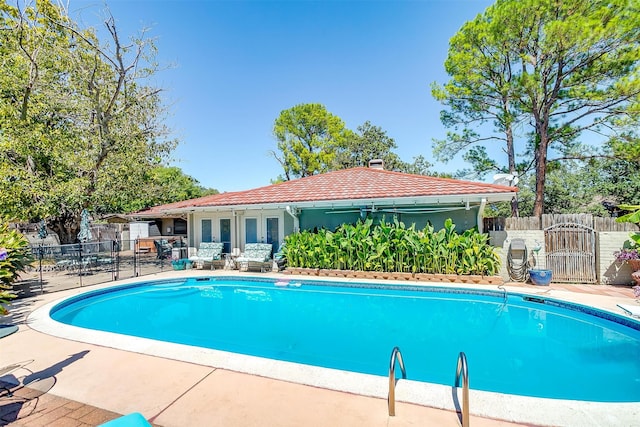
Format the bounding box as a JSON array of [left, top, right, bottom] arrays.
[[1, 270, 639, 426]]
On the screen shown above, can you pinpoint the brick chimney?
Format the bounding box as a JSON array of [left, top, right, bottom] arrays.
[[368, 159, 384, 170]]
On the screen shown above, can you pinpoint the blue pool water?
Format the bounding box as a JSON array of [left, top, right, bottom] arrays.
[[50, 277, 640, 402]]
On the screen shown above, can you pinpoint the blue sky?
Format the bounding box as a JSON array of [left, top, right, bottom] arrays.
[[70, 0, 494, 192]]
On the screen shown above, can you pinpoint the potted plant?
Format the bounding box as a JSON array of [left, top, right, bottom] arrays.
[[615, 204, 640, 281], [528, 240, 552, 286], [614, 248, 640, 272]]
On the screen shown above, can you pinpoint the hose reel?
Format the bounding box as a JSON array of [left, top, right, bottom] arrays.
[[507, 238, 529, 282]]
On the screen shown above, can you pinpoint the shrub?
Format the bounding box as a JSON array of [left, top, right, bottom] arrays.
[[0, 222, 33, 315], [282, 218, 500, 276]]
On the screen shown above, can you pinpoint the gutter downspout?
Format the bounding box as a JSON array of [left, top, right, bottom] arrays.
[[477, 198, 487, 233], [285, 206, 300, 232]]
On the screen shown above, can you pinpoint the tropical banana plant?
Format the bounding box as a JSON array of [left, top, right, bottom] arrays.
[[281, 218, 501, 275]]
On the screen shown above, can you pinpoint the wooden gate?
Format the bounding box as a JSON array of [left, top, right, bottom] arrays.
[[544, 222, 596, 283]]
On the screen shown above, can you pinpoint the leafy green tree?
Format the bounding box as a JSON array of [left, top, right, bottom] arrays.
[[118, 166, 218, 213], [434, 0, 640, 217], [270, 103, 354, 180], [607, 100, 640, 162], [336, 121, 406, 170], [486, 154, 640, 218], [400, 155, 443, 176], [541, 161, 604, 214], [431, 12, 521, 193], [271, 110, 439, 178], [336, 121, 440, 176], [0, 0, 74, 222], [453, 147, 506, 181], [0, 1, 177, 242], [586, 155, 640, 208]]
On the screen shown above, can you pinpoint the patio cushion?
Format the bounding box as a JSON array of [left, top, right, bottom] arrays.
[[189, 242, 224, 262], [236, 243, 273, 262]]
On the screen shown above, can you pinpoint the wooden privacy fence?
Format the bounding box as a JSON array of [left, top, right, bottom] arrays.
[[484, 214, 638, 232], [485, 214, 637, 284], [544, 222, 596, 283]]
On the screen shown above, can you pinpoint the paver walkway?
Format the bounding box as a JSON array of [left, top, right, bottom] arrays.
[[0, 380, 128, 426], [508, 281, 636, 298]]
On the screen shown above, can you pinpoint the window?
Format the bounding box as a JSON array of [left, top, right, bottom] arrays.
[[173, 218, 187, 235], [201, 219, 212, 243], [245, 218, 257, 244]]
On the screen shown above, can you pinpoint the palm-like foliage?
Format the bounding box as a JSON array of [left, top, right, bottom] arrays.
[[282, 218, 500, 275], [0, 222, 34, 315]]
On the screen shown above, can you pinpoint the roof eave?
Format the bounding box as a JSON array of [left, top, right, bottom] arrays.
[[152, 192, 516, 215]]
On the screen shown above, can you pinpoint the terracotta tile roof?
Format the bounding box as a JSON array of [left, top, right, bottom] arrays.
[[138, 167, 517, 214]]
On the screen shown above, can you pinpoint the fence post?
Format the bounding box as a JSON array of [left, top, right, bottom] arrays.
[[112, 240, 118, 281], [78, 243, 83, 287], [37, 244, 44, 294], [134, 238, 139, 277]]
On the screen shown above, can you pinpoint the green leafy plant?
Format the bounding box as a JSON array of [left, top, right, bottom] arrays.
[[0, 222, 33, 315], [281, 218, 500, 276], [615, 205, 640, 261], [616, 205, 640, 296]]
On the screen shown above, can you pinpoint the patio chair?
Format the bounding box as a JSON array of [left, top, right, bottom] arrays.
[[236, 243, 273, 272], [154, 239, 172, 259], [189, 242, 224, 269], [273, 243, 287, 271]]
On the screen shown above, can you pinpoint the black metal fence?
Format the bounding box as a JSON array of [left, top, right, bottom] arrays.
[[13, 239, 183, 298]]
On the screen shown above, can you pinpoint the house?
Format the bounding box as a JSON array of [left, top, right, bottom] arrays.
[[133, 163, 517, 255]]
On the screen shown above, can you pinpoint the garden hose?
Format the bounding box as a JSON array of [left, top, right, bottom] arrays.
[[507, 241, 529, 282]]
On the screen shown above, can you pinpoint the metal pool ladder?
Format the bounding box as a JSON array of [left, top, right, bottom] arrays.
[[388, 346, 406, 416], [455, 351, 470, 427]]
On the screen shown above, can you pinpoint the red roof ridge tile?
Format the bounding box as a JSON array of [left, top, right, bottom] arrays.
[[132, 167, 517, 214], [334, 167, 518, 191]]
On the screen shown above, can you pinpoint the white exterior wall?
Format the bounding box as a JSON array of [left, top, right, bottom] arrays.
[[491, 229, 636, 285], [191, 209, 285, 252], [491, 230, 546, 282], [598, 231, 635, 285], [191, 212, 234, 243], [129, 222, 149, 240]]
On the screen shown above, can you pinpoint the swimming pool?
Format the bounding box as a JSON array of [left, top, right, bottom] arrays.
[[49, 276, 640, 403]]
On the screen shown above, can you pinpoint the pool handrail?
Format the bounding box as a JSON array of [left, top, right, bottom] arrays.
[[388, 346, 406, 416], [455, 351, 469, 427]]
